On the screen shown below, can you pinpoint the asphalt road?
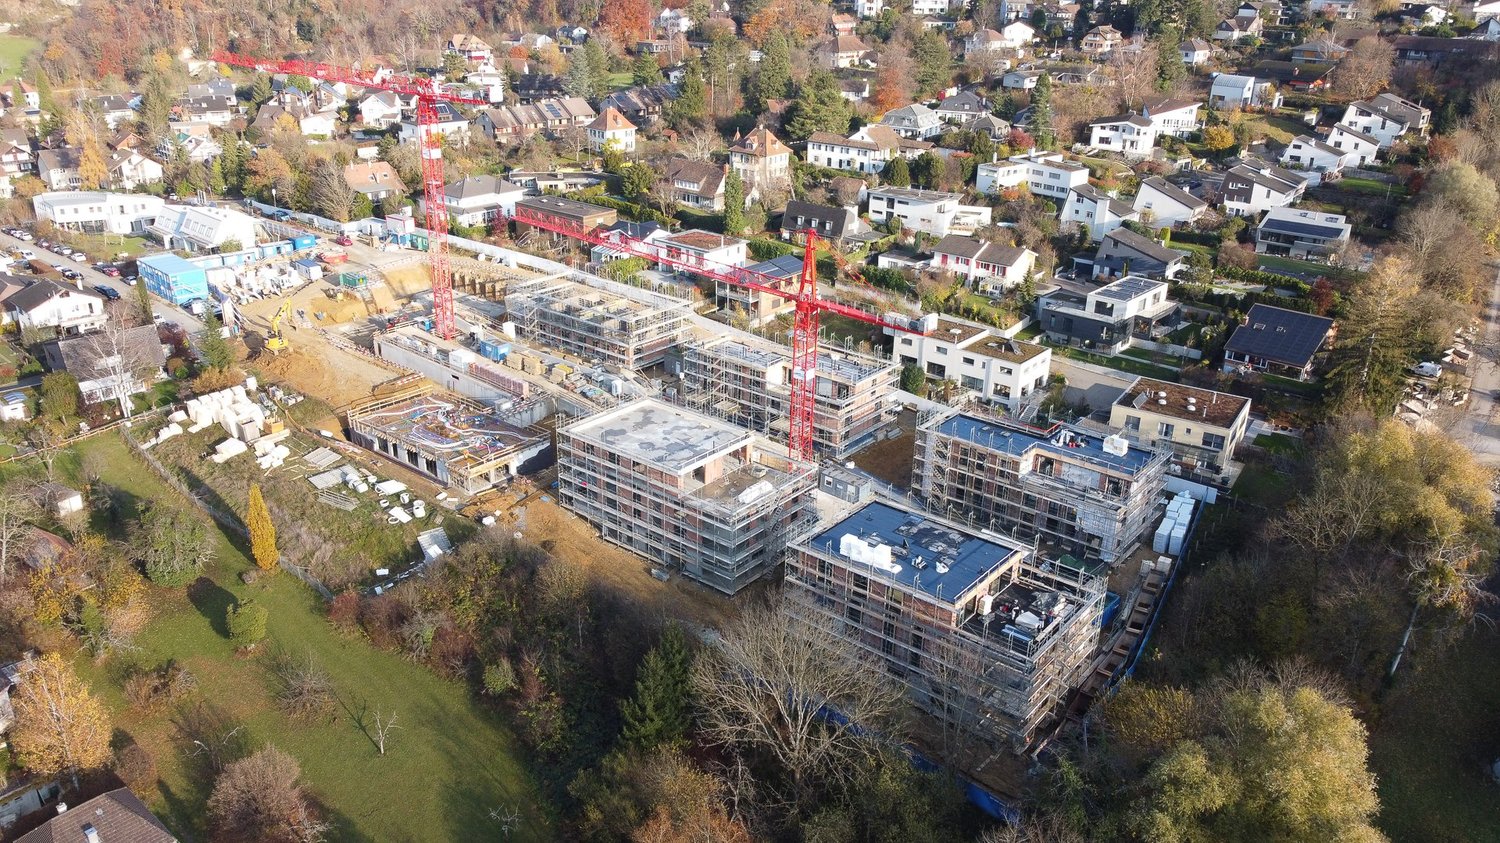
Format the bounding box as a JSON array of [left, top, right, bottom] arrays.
[[1451, 263, 1500, 465], [1, 228, 206, 334]]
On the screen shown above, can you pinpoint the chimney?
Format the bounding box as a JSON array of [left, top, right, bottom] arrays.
[[56, 803, 68, 815]]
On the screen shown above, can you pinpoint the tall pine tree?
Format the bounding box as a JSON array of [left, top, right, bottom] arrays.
[[619, 625, 694, 750], [723, 169, 745, 235], [632, 52, 662, 86], [669, 57, 708, 130], [751, 32, 792, 112], [247, 484, 279, 573], [1028, 72, 1056, 149], [784, 70, 851, 141], [885, 156, 911, 187]]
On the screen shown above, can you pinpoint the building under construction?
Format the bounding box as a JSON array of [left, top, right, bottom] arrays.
[[347, 387, 551, 495], [913, 410, 1168, 566], [676, 335, 898, 458], [504, 276, 690, 369], [557, 398, 816, 595], [785, 500, 1105, 752]]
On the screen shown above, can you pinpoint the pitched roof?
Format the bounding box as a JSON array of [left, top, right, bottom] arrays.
[[343, 160, 406, 195], [879, 103, 940, 129], [730, 126, 791, 158], [1225, 304, 1334, 367], [587, 107, 636, 132], [782, 199, 856, 239], [48, 324, 167, 378], [1359, 92, 1428, 125], [36, 147, 81, 174], [443, 174, 525, 201], [1097, 227, 1181, 265], [1091, 112, 1153, 128], [932, 234, 1030, 267], [935, 91, 988, 114], [602, 83, 678, 114], [665, 158, 726, 197], [1258, 207, 1349, 239], [1287, 134, 1345, 158], [1250, 60, 1334, 84], [1182, 37, 1213, 51], [1070, 184, 1136, 218], [1226, 162, 1306, 194], [1141, 96, 1201, 115], [1330, 122, 1380, 145], [6, 278, 104, 314], [1138, 176, 1207, 210], [824, 34, 871, 54], [17, 787, 175, 843]]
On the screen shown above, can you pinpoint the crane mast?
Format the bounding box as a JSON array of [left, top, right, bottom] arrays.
[[212, 51, 487, 340]]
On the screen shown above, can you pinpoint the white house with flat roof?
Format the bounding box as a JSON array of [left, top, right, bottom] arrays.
[[148, 204, 257, 252], [888, 315, 1053, 410], [1254, 207, 1351, 259], [976, 151, 1090, 200], [867, 187, 992, 237], [33, 191, 165, 235]]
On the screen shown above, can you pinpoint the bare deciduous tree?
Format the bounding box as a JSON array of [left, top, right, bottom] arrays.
[[691, 600, 905, 801], [0, 483, 39, 585], [373, 708, 400, 755], [1108, 41, 1160, 109], [80, 322, 164, 419], [208, 745, 317, 843]]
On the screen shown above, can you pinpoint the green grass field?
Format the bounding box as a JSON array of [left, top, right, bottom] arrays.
[[1050, 344, 1183, 381], [70, 434, 553, 842], [0, 35, 37, 81], [1333, 176, 1406, 198], [1256, 254, 1332, 277]]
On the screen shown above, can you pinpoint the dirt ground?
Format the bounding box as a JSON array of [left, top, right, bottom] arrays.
[[486, 482, 740, 632], [851, 408, 919, 488]]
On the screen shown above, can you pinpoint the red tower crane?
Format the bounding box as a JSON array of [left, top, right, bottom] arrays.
[[508, 205, 919, 461], [212, 52, 488, 340]]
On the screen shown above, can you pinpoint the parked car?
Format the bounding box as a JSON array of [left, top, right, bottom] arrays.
[[93, 285, 121, 300], [122, 274, 137, 285], [61, 269, 82, 281], [102, 266, 121, 277], [335, 235, 354, 246], [18, 249, 35, 259], [70, 252, 87, 262]]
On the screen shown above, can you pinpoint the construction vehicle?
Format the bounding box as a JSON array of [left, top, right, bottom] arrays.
[[266, 298, 293, 354]]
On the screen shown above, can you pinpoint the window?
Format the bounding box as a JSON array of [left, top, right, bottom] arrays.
[[1202, 432, 1227, 450], [1124, 415, 1140, 432], [1158, 422, 1175, 437]]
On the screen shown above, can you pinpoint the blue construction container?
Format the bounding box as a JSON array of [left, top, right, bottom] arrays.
[[137, 254, 209, 307], [291, 234, 317, 251], [478, 340, 511, 362]]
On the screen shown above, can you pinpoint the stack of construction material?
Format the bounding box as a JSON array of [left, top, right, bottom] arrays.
[[1152, 492, 1196, 555], [211, 437, 249, 463]]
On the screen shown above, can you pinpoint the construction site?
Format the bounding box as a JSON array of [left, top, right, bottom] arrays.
[[912, 410, 1170, 566], [784, 500, 1106, 754], [504, 275, 692, 370], [346, 385, 551, 495], [673, 335, 899, 458], [556, 398, 817, 596]]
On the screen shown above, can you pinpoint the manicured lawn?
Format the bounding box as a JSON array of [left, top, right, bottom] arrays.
[[1251, 432, 1303, 456], [50, 231, 152, 262], [70, 434, 553, 842], [1260, 371, 1324, 399], [605, 71, 633, 90], [0, 35, 37, 80], [1334, 176, 1406, 198], [1369, 628, 1500, 842], [1256, 254, 1332, 277], [1049, 344, 1182, 381]]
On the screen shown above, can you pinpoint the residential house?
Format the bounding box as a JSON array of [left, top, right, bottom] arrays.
[[1250, 60, 1333, 94], [1468, 16, 1500, 40], [1081, 25, 1124, 54], [94, 94, 140, 130], [1221, 161, 1308, 216], [805, 125, 933, 174], [106, 148, 164, 190], [1208, 73, 1281, 109], [976, 150, 1090, 200], [586, 107, 637, 153], [1061, 184, 1139, 241], [343, 161, 406, 202], [176, 96, 235, 127], [729, 127, 792, 194], [879, 103, 944, 140], [148, 204, 257, 252], [1140, 97, 1201, 138], [1222, 303, 1335, 380], [1340, 93, 1430, 147], [1000, 69, 1042, 90], [601, 84, 676, 127], [889, 316, 1052, 409], [1110, 377, 1251, 478], [1400, 3, 1448, 26], [36, 148, 81, 191], [911, 0, 954, 14], [464, 61, 509, 104], [432, 175, 526, 228], [32, 191, 163, 234], [1180, 38, 1214, 66], [1214, 9, 1264, 41], [856, 0, 885, 16], [966, 113, 1012, 141], [819, 34, 873, 69], [1091, 228, 1186, 279], [397, 101, 472, 145], [185, 78, 235, 102], [359, 91, 404, 129], [781, 199, 866, 248], [475, 97, 595, 143], [1037, 275, 1179, 352], [447, 34, 494, 63], [1254, 207, 1351, 258], [3, 279, 107, 335], [839, 76, 874, 102], [933, 91, 990, 124], [0, 129, 32, 179], [657, 230, 748, 276], [15, 787, 177, 843], [42, 324, 167, 408], [506, 170, 604, 193], [1468, 0, 1500, 19], [666, 158, 727, 211], [1132, 176, 1208, 228], [160, 131, 223, 164], [931, 234, 1038, 291], [716, 253, 799, 324], [965, 22, 1035, 56], [1327, 123, 1381, 165], [0, 79, 39, 113], [1391, 34, 1499, 66], [1307, 0, 1359, 18], [513, 73, 567, 102], [1279, 135, 1349, 184], [867, 186, 993, 237], [660, 7, 696, 33], [1291, 38, 1349, 63], [252, 102, 337, 137], [1088, 113, 1157, 158]]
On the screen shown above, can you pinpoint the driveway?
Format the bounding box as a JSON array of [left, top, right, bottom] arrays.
[[1449, 263, 1500, 465]]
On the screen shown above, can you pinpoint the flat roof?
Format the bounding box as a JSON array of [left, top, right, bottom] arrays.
[[1094, 275, 1166, 302], [803, 500, 1029, 605], [138, 253, 205, 274], [931, 413, 1158, 474], [565, 399, 752, 475], [966, 336, 1048, 365], [1115, 376, 1250, 428], [930, 318, 988, 345], [515, 194, 618, 221]]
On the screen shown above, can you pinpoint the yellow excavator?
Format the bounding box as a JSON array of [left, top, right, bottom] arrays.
[[266, 298, 293, 354]]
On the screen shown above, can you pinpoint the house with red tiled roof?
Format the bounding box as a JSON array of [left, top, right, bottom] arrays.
[[586, 107, 637, 153]]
